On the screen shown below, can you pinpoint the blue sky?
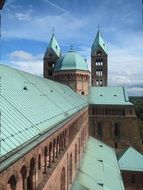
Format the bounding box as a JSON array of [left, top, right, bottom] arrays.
[[1, 0, 143, 96]]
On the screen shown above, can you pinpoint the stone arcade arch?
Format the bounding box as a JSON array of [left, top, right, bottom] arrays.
[[75, 144, 78, 169], [56, 136, 60, 158], [38, 154, 41, 170], [7, 175, 17, 190], [44, 146, 48, 173], [49, 142, 52, 168], [69, 153, 73, 184], [20, 165, 27, 190], [27, 157, 36, 190], [53, 139, 56, 163], [60, 167, 66, 190]]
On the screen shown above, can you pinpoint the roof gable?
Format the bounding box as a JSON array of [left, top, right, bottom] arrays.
[[91, 30, 108, 55], [118, 147, 143, 171], [44, 34, 61, 58]]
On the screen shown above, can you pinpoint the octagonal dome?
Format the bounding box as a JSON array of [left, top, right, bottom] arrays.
[[54, 50, 89, 72]]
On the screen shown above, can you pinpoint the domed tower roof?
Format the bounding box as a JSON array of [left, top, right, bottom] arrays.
[[54, 50, 89, 72]]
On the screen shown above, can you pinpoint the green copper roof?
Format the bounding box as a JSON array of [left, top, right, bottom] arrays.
[[88, 87, 133, 105], [54, 50, 89, 72], [0, 64, 87, 158], [72, 137, 124, 190], [91, 30, 108, 55], [44, 34, 61, 58], [117, 147, 143, 171]]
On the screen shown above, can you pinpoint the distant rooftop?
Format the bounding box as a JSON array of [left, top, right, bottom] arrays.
[[88, 87, 133, 106], [117, 147, 143, 172], [72, 137, 124, 190], [0, 64, 87, 159]]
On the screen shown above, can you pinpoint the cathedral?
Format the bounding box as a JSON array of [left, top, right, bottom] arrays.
[[43, 30, 142, 151], [0, 30, 143, 190]]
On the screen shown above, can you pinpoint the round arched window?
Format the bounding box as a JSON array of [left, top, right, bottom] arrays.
[[97, 50, 102, 55]]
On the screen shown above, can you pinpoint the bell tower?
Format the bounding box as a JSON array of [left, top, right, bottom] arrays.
[[43, 33, 61, 80], [91, 30, 108, 86]]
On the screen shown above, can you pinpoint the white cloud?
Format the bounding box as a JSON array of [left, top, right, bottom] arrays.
[[75, 32, 143, 96], [107, 33, 143, 96], [2, 0, 143, 96], [15, 12, 32, 21], [10, 51, 35, 61], [127, 87, 143, 96], [2, 13, 87, 42], [8, 51, 43, 75], [4, 43, 143, 96]]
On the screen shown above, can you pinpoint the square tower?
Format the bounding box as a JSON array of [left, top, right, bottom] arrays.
[[91, 30, 108, 86], [43, 34, 61, 80]]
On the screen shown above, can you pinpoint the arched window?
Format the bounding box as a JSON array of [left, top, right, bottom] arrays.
[[114, 123, 120, 138], [43, 146, 47, 173], [49, 142, 52, 167], [20, 165, 27, 190], [53, 139, 56, 162], [75, 144, 78, 169], [60, 167, 66, 190], [69, 153, 72, 183], [100, 80, 103, 86], [27, 157, 35, 190], [56, 136, 59, 158], [97, 50, 102, 55], [38, 154, 41, 170], [97, 122, 103, 138], [96, 80, 99, 86], [8, 175, 17, 190], [78, 138, 80, 155]]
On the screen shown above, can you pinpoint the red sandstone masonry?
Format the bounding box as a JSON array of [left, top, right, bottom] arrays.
[[0, 108, 88, 190]]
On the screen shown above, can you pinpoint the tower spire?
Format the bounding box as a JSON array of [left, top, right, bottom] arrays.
[[43, 32, 61, 80], [91, 29, 107, 55], [91, 30, 108, 87], [97, 24, 100, 31], [52, 27, 55, 35]]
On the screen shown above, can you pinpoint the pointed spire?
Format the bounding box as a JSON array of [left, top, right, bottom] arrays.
[[44, 33, 61, 58], [52, 27, 55, 35], [91, 30, 107, 55], [97, 24, 100, 31]]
